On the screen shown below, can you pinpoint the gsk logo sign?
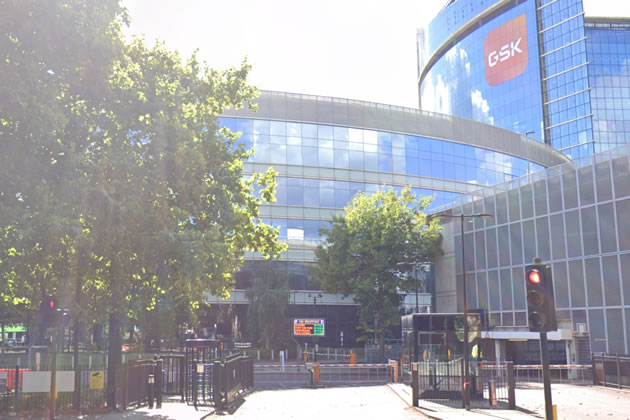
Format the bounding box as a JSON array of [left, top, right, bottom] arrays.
[[484, 14, 529, 86]]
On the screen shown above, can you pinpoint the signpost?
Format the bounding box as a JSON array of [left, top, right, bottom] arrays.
[[293, 319, 325, 337]]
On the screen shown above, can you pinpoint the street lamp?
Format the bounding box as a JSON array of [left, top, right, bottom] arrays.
[[430, 212, 492, 410]]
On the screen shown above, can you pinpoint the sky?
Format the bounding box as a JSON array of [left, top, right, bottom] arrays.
[[123, 0, 630, 109]]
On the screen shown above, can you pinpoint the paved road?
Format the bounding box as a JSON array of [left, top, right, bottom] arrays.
[[515, 382, 630, 419], [225, 385, 423, 420]]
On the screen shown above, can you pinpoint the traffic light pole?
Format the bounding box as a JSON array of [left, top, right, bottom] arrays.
[[49, 331, 56, 420], [539, 332, 553, 420]]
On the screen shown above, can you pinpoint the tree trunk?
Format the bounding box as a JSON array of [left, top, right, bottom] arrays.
[[106, 312, 121, 409]]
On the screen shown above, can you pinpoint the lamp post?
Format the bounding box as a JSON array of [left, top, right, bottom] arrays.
[[431, 212, 492, 410]]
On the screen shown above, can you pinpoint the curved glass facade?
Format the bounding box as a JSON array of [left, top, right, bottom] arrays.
[[587, 20, 630, 153], [420, 1, 545, 141], [219, 116, 544, 255]]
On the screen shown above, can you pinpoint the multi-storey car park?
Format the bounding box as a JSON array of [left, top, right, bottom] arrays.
[[209, 91, 567, 347]]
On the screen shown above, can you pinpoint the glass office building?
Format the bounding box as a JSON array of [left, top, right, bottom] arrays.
[[209, 91, 565, 346], [420, 0, 630, 160], [421, 0, 630, 362], [437, 145, 630, 362]]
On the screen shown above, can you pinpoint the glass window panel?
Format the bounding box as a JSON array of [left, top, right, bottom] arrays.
[[535, 217, 551, 262], [508, 188, 521, 222], [522, 220, 536, 264], [613, 156, 630, 199], [515, 312, 526, 326], [500, 269, 513, 311], [502, 312, 514, 327], [569, 260, 586, 307], [467, 273, 477, 309], [270, 144, 287, 164], [616, 199, 630, 250], [333, 126, 348, 141], [606, 309, 625, 354], [626, 309, 630, 355], [553, 262, 569, 308], [578, 166, 595, 206], [475, 231, 486, 270], [548, 175, 563, 212], [602, 255, 621, 306], [318, 148, 334, 167], [588, 309, 606, 353], [464, 232, 474, 272], [320, 188, 335, 207], [595, 161, 613, 202], [488, 271, 500, 311], [303, 147, 319, 166], [484, 196, 496, 227], [318, 125, 333, 139], [598, 203, 617, 253], [581, 207, 599, 256], [498, 226, 510, 267], [349, 151, 364, 170], [334, 150, 349, 168], [364, 152, 378, 170], [521, 185, 534, 219], [584, 258, 603, 307], [619, 254, 630, 308], [563, 170, 579, 209], [496, 192, 508, 225], [486, 228, 498, 269], [565, 210, 582, 258], [534, 180, 548, 216], [510, 223, 523, 265], [513, 266, 525, 310], [477, 272, 489, 311], [550, 214, 566, 259]]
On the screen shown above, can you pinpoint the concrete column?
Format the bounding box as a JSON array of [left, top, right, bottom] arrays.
[[494, 340, 506, 362]]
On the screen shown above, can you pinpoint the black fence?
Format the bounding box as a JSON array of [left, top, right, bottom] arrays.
[[213, 354, 253, 409], [592, 353, 630, 390], [410, 359, 515, 409], [160, 354, 185, 400], [121, 358, 162, 410]]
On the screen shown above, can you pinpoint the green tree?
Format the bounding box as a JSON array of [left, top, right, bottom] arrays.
[[0, 0, 286, 407], [314, 188, 441, 361], [245, 260, 291, 350]]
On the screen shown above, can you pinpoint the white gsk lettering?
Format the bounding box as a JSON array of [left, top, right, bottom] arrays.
[[488, 38, 523, 68]]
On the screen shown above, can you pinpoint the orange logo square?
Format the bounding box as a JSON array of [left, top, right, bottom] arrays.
[[484, 14, 529, 87]]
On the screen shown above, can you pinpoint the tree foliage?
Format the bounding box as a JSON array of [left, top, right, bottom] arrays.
[[314, 188, 441, 360], [0, 0, 286, 392], [245, 260, 291, 350]]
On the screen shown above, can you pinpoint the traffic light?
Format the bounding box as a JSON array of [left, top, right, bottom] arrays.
[[525, 263, 557, 332], [39, 296, 57, 329]]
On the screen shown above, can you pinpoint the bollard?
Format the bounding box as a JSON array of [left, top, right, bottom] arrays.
[[349, 353, 357, 366], [314, 363, 320, 383], [411, 363, 419, 407], [257, 350, 261, 361], [489, 379, 497, 406], [147, 374, 155, 409], [507, 362, 516, 409]]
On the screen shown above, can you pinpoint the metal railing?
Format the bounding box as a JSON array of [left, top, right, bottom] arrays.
[[409, 360, 516, 409], [121, 358, 162, 409], [592, 353, 630, 390], [514, 364, 592, 384], [212, 354, 253, 409]]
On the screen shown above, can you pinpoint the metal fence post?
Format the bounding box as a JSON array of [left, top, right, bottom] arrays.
[[507, 362, 515, 409], [602, 355, 607, 387], [411, 363, 419, 407], [212, 360, 222, 409], [460, 358, 465, 409], [14, 365, 19, 411], [156, 359, 163, 408], [616, 354, 621, 390], [591, 353, 597, 385]]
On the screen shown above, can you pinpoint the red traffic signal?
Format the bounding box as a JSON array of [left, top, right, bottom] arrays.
[[527, 270, 541, 284], [525, 263, 556, 332]]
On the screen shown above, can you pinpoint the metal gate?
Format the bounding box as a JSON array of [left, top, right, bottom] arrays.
[[411, 359, 515, 409]]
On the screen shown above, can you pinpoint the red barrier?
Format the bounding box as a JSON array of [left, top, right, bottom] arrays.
[[0, 368, 30, 390]]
